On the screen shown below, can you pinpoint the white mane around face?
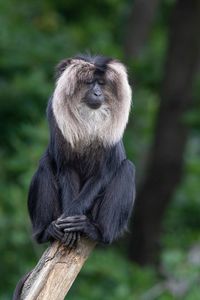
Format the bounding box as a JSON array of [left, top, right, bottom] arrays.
[[52, 59, 132, 149]]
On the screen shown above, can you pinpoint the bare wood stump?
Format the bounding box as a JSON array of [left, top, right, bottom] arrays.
[[20, 238, 96, 300]]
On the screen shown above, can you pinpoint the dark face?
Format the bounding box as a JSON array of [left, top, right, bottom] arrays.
[[83, 75, 105, 109]]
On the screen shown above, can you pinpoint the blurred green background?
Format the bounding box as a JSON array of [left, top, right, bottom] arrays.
[[0, 0, 200, 299]]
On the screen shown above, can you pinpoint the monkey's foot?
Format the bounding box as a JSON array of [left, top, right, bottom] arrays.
[[62, 232, 80, 248]]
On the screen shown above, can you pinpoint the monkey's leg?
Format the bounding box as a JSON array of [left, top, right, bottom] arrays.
[[93, 159, 136, 244]]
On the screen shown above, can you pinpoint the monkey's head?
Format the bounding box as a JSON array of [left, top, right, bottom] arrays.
[[52, 54, 132, 149]]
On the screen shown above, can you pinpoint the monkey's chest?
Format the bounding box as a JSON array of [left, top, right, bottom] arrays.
[[70, 147, 105, 179], [72, 156, 101, 180]]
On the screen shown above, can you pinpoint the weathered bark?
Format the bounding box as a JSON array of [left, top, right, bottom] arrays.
[[129, 0, 200, 265], [124, 0, 160, 59], [19, 238, 95, 300]]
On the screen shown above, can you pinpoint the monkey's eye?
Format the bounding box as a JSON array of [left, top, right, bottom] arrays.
[[85, 79, 94, 85], [98, 79, 105, 85]]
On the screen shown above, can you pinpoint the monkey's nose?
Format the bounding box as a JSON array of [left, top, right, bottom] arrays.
[[93, 90, 102, 97], [92, 93, 104, 103]]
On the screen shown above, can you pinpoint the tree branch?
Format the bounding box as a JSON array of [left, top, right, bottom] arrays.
[[19, 238, 95, 300]]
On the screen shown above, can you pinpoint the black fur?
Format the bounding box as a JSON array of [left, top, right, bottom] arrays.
[[74, 53, 112, 73]]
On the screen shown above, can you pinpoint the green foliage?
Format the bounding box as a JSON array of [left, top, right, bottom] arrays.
[[0, 122, 47, 297]]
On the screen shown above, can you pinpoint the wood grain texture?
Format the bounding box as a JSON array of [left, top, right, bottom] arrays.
[[20, 238, 95, 300]]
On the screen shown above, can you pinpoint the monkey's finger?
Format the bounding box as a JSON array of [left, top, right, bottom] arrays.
[[58, 215, 85, 221], [54, 224, 64, 234], [62, 234, 67, 244], [51, 231, 63, 241], [57, 220, 86, 226], [73, 232, 80, 247], [68, 232, 77, 248], [62, 232, 72, 245], [54, 227, 64, 239], [48, 224, 63, 240], [77, 233, 81, 244], [57, 215, 87, 224], [53, 224, 65, 237], [56, 221, 86, 230], [64, 226, 84, 232], [64, 233, 74, 247]]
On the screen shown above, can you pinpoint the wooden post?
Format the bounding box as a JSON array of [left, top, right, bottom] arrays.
[[20, 238, 95, 300]]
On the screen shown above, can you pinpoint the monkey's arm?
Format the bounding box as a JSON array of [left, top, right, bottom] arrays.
[[59, 166, 111, 217], [28, 152, 64, 243], [56, 174, 106, 243], [57, 159, 136, 244]]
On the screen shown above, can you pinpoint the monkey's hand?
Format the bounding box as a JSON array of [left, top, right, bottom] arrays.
[[47, 220, 80, 248], [46, 220, 64, 242], [56, 215, 101, 242]]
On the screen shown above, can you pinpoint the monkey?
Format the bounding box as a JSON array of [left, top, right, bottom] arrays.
[[13, 54, 136, 299], [28, 54, 136, 248]]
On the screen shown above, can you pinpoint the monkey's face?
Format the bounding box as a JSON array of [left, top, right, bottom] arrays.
[[52, 56, 132, 148], [82, 76, 105, 110], [62, 60, 119, 113]]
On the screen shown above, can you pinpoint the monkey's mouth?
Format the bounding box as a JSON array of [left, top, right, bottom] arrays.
[[82, 98, 102, 110], [86, 102, 102, 109]]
